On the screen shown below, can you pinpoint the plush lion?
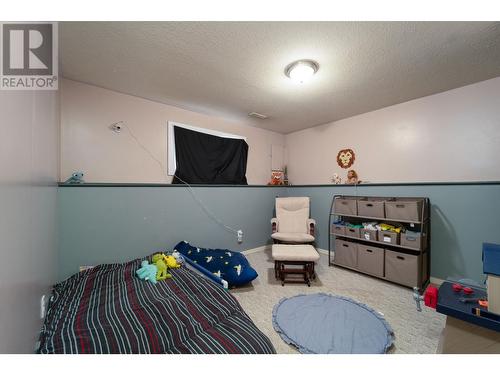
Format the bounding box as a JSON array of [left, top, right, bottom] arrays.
[[337, 149, 355, 169]]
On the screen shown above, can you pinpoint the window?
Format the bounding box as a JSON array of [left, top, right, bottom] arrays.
[[167, 121, 249, 185]]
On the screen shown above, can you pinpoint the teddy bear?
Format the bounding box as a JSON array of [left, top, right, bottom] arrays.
[[136, 260, 158, 284]]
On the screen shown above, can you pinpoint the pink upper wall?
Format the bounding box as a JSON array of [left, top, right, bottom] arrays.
[[61, 76, 500, 185], [60, 79, 285, 184], [285, 77, 500, 184]]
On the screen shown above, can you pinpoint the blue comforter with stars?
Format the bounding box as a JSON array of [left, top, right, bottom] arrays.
[[174, 241, 258, 287]]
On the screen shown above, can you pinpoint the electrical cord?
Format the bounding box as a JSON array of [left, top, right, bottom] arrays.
[[118, 121, 240, 235]]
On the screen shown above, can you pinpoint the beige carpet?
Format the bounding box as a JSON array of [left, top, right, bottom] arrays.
[[231, 248, 446, 354]]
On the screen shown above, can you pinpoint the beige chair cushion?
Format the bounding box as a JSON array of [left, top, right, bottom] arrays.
[[275, 197, 310, 234], [271, 232, 315, 243], [272, 244, 320, 262]]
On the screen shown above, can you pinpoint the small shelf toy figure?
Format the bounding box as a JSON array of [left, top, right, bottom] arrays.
[[346, 169, 359, 184], [332, 173, 342, 184]]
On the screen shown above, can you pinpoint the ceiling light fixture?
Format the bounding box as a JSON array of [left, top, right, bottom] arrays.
[[284, 59, 319, 83]]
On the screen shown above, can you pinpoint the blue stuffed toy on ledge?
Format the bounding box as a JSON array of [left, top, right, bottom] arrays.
[[64, 171, 85, 184]]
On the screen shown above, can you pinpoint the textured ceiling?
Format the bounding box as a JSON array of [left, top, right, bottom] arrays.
[[60, 21, 500, 134]]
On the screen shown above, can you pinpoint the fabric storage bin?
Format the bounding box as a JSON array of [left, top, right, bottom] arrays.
[[357, 198, 385, 218], [385, 250, 421, 287], [401, 231, 425, 250], [377, 230, 400, 245], [357, 245, 384, 277], [385, 199, 423, 222], [333, 197, 357, 216], [360, 228, 378, 241], [345, 226, 361, 238], [334, 239, 358, 268], [331, 223, 345, 235]]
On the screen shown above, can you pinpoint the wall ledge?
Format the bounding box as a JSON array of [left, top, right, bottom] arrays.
[[58, 181, 500, 188]]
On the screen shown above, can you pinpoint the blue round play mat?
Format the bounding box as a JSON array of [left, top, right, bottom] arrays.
[[272, 293, 394, 354]]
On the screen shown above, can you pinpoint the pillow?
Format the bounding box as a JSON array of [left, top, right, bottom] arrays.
[[174, 241, 258, 287]]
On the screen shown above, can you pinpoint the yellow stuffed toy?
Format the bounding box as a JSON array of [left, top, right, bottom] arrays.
[[164, 255, 181, 269], [152, 253, 172, 281]]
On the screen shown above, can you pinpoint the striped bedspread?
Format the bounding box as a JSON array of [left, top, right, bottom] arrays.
[[38, 257, 275, 354]]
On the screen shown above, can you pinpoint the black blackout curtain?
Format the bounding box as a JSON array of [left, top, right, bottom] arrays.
[[172, 126, 249, 185]]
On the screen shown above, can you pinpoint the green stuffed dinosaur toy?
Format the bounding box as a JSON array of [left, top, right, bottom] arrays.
[[136, 260, 158, 284], [152, 253, 172, 280]]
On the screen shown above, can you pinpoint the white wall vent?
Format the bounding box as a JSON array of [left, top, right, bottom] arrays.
[[248, 112, 268, 119]]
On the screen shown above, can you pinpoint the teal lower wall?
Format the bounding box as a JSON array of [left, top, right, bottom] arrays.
[[58, 183, 500, 283], [58, 186, 286, 280], [287, 184, 500, 282]]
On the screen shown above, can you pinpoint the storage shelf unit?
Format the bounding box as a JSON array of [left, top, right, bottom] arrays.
[[329, 195, 430, 289]]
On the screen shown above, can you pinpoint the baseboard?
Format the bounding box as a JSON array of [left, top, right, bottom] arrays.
[[430, 277, 445, 286], [317, 248, 329, 255], [242, 245, 270, 255]]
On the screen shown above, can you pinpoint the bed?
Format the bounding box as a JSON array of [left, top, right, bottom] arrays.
[[37, 256, 275, 354]]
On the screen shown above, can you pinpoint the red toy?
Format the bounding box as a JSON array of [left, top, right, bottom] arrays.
[[463, 287, 474, 295], [452, 283, 462, 292], [424, 286, 439, 309], [452, 283, 474, 295]]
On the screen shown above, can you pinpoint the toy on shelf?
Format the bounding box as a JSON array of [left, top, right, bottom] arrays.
[[267, 170, 284, 185], [346, 169, 359, 184], [152, 253, 172, 280], [64, 171, 85, 184], [331, 173, 342, 184], [136, 260, 158, 284]]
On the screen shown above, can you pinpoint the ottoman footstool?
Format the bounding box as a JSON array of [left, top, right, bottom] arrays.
[[272, 244, 320, 286]]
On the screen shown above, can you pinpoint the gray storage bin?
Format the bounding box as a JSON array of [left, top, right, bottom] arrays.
[[401, 231, 425, 250], [332, 223, 345, 236], [333, 197, 357, 216], [377, 230, 400, 245], [345, 226, 361, 238], [385, 199, 423, 222], [334, 239, 358, 268], [360, 228, 378, 241], [357, 198, 385, 218], [357, 245, 384, 277], [385, 250, 421, 287]]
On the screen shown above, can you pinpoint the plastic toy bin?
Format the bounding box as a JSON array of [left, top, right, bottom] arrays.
[[331, 223, 345, 235], [385, 250, 420, 287], [401, 231, 425, 250], [333, 197, 357, 216], [357, 198, 385, 218], [385, 199, 423, 222], [345, 226, 361, 238], [377, 230, 400, 245], [334, 239, 358, 268], [360, 228, 378, 241], [357, 245, 384, 277]]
